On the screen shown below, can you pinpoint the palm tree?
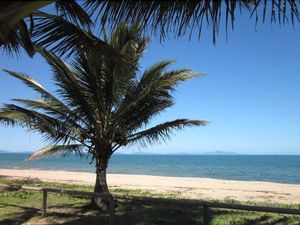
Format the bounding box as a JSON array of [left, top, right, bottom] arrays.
[[0, 24, 207, 210], [1, 1, 299, 57]]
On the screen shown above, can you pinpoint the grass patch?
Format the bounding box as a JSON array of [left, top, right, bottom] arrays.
[[0, 177, 299, 225]]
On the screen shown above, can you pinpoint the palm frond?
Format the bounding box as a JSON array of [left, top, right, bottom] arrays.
[[126, 119, 208, 147], [32, 11, 127, 66], [35, 47, 97, 128], [12, 99, 65, 115], [1, 0, 299, 57], [0, 1, 51, 57], [3, 69, 90, 136], [100, 24, 149, 108], [11, 99, 86, 135], [0, 1, 93, 57], [0, 26, 22, 56], [114, 67, 203, 134], [27, 144, 85, 160], [17, 19, 34, 57], [137, 60, 175, 88], [85, 0, 300, 43], [0, 19, 34, 57], [54, 1, 92, 28], [3, 69, 71, 112], [0, 104, 85, 145]]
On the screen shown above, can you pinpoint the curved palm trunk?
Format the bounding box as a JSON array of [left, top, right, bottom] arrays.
[[93, 159, 110, 211]]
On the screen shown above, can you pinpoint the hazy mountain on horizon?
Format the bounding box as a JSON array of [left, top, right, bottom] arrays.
[[119, 151, 241, 155], [163, 151, 241, 155], [0, 150, 34, 154], [201, 151, 241, 155]]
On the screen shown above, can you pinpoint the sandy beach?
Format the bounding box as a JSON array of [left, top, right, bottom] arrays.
[[1, 168, 299, 204]]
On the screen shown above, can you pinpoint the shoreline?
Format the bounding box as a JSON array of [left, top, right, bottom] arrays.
[[1, 167, 299, 186], [1, 168, 300, 204]]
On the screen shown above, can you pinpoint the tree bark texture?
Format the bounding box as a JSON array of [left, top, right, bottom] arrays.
[[93, 160, 110, 211]]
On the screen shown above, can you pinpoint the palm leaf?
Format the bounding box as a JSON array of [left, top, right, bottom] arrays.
[[1, 0, 299, 57], [0, 104, 82, 144], [85, 0, 300, 43], [0, 1, 92, 57], [126, 119, 208, 147], [3, 69, 71, 113], [54, 1, 92, 28], [27, 144, 85, 160], [113, 68, 204, 134], [35, 47, 98, 128], [11, 98, 87, 136], [32, 11, 127, 66]]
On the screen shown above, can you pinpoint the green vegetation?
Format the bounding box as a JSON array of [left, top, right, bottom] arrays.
[[0, 178, 299, 225]]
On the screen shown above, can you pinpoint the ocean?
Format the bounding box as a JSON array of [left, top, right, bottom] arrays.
[[0, 153, 299, 184]]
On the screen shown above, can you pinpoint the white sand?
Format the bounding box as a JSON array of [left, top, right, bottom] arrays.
[[1, 168, 299, 204]]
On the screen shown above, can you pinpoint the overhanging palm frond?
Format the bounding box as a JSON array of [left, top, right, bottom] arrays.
[[1, 0, 299, 57], [27, 144, 85, 160], [54, 1, 92, 28], [86, 0, 300, 43], [126, 119, 208, 147], [0, 19, 35, 57], [0, 1, 93, 57], [0, 1, 51, 57]]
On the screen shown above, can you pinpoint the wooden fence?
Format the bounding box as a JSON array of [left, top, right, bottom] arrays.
[[114, 194, 300, 225], [1, 184, 300, 225], [0, 184, 115, 225]]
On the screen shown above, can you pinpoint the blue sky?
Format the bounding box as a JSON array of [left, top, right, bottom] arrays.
[[0, 8, 299, 155]]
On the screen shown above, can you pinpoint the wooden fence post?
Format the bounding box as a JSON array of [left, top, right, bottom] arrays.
[[109, 195, 115, 225], [42, 190, 48, 217], [203, 205, 209, 225]]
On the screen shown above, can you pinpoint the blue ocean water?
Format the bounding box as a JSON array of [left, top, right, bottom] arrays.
[[0, 154, 299, 184]]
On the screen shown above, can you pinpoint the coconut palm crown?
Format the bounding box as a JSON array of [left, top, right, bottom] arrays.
[[0, 24, 207, 209]]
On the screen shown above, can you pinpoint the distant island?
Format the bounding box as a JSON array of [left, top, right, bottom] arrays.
[[119, 151, 241, 155], [0, 150, 34, 154], [201, 151, 241, 155]]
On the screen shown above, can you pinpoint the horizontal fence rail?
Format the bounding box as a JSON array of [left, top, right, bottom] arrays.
[[114, 194, 300, 215], [1, 184, 300, 225], [0, 184, 114, 225]]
